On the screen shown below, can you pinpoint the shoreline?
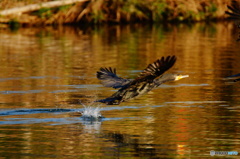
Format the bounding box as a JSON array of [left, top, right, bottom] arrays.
[[0, 0, 234, 28]]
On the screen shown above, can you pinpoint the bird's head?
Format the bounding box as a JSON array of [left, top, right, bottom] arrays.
[[174, 74, 189, 81], [157, 74, 189, 83]]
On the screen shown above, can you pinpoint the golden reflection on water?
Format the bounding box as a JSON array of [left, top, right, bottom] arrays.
[[0, 23, 240, 158]]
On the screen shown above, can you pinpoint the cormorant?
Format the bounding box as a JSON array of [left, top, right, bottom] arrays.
[[225, 0, 240, 41], [96, 56, 189, 105], [225, 1, 240, 81], [227, 73, 240, 82], [226, 0, 240, 20]]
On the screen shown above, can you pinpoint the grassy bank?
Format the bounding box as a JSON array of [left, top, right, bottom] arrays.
[[0, 0, 234, 27]]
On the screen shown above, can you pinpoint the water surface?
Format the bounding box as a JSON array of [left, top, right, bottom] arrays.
[[0, 23, 240, 158]]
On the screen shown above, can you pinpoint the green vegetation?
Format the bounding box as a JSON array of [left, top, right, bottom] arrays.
[[32, 4, 72, 19], [0, 0, 230, 26], [57, 4, 72, 12], [76, 0, 220, 23], [151, 0, 167, 22], [33, 7, 52, 19]]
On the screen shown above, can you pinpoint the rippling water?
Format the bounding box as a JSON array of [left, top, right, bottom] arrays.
[[0, 23, 240, 158]]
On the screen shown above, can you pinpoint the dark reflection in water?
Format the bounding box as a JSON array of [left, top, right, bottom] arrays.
[[0, 23, 240, 158]]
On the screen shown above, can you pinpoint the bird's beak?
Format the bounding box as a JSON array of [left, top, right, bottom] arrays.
[[176, 75, 189, 81]]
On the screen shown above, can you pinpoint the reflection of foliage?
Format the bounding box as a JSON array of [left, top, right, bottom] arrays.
[[8, 18, 20, 31]]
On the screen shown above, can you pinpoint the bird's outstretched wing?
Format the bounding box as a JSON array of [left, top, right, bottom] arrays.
[[226, 0, 240, 20], [226, 0, 240, 41], [96, 56, 178, 105], [226, 73, 240, 82], [132, 56, 176, 84], [97, 67, 132, 89]]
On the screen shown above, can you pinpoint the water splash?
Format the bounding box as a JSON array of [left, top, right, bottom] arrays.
[[79, 101, 103, 121]]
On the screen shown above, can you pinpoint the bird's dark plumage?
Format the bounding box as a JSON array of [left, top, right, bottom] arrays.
[[96, 56, 188, 105], [226, 0, 240, 41], [226, 0, 240, 20], [97, 67, 132, 89], [227, 73, 240, 82], [132, 56, 176, 84]]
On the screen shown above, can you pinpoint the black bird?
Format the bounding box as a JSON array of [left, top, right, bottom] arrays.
[[225, 0, 240, 41], [226, 0, 240, 20], [225, 1, 240, 81], [227, 73, 240, 82], [96, 56, 189, 105]]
